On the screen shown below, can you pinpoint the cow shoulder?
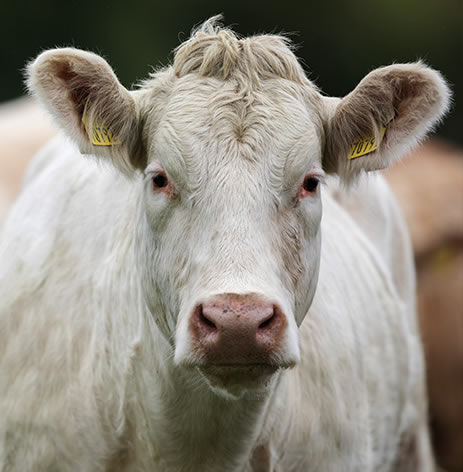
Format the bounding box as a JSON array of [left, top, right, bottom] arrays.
[[294, 191, 421, 469], [327, 173, 416, 313]]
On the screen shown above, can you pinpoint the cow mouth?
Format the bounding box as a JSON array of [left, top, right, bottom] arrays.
[[196, 364, 282, 396]]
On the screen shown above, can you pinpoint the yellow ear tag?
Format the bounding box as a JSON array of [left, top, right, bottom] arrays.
[[82, 104, 119, 146], [348, 127, 386, 160]]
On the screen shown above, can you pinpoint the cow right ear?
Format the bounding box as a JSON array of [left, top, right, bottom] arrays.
[[321, 62, 451, 182], [27, 48, 144, 174]]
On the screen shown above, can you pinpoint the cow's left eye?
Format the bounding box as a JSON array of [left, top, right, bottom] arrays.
[[152, 173, 168, 189], [303, 177, 319, 193]]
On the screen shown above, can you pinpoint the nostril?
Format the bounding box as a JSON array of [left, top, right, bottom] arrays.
[[198, 305, 217, 330], [258, 307, 276, 330]]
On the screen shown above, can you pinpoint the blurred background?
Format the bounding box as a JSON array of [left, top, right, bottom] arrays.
[[1, 0, 461, 144], [1, 0, 462, 470]]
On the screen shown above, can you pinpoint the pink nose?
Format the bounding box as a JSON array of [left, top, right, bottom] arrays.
[[190, 293, 287, 365]]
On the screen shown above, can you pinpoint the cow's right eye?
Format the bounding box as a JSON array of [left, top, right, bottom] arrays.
[[152, 174, 168, 189], [303, 177, 319, 193]]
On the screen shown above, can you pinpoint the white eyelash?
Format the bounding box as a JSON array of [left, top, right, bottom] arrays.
[[144, 161, 164, 177]]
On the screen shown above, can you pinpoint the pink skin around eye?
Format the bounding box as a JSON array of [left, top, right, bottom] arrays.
[[153, 172, 176, 199], [146, 163, 176, 199], [298, 172, 322, 201]]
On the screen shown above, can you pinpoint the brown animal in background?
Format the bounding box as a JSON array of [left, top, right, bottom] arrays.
[[0, 97, 56, 220], [384, 140, 463, 472]]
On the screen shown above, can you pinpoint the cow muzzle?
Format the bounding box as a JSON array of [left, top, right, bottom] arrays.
[[187, 293, 293, 392]]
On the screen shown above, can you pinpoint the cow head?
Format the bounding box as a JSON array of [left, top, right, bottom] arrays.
[[27, 19, 450, 397]]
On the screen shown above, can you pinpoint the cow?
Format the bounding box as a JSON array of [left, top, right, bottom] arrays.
[[384, 143, 463, 472], [0, 98, 56, 221], [0, 18, 450, 472]]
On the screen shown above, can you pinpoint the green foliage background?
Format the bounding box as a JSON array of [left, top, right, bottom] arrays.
[[1, 0, 461, 143]]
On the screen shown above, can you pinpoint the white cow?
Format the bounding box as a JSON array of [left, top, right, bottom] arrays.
[[0, 19, 450, 472]]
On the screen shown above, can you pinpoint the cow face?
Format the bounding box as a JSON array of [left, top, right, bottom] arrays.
[[137, 76, 325, 393], [27, 21, 450, 396]]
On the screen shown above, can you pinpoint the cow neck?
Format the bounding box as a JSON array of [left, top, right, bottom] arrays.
[[137, 327, 281, 471]]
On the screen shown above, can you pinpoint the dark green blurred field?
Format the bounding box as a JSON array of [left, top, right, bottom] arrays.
[[1, 0, 461, 142]]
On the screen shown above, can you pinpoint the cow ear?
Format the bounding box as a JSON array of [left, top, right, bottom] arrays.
[[322, 62, 451, 182], [27, 48, 144, 174]]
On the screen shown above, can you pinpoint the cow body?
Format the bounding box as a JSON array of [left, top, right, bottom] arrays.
[[0, 18, 449, 472], [0, 138, 427, 471]]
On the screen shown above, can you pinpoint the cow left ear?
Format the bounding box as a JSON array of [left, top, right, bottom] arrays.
[[322, 62, 451, 182], [27, 48, 145, 174]]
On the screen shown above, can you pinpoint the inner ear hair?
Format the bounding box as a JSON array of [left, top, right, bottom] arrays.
[[53, 60, 92, 125]]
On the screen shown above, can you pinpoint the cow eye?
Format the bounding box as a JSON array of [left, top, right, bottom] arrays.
[[152, 173, 168, 189], [303, 177, 319, 193]]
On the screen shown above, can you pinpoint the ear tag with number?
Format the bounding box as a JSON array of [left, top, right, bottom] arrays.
[[82, 103, 119, 146], [348, 127, 386, 160]]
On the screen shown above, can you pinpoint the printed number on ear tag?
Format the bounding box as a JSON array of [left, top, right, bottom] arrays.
[[82, 105, 119, 146], [348, 127, 386, 160]]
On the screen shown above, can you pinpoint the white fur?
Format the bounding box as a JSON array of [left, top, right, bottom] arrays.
[[0, 18, 450, 472]]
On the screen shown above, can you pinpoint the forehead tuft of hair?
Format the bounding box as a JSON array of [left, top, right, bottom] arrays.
[[173, 16, 309, 85]]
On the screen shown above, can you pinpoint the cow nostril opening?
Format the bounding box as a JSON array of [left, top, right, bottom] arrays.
[[258, 307, 277, 330], [198, 305, 217, 330]]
